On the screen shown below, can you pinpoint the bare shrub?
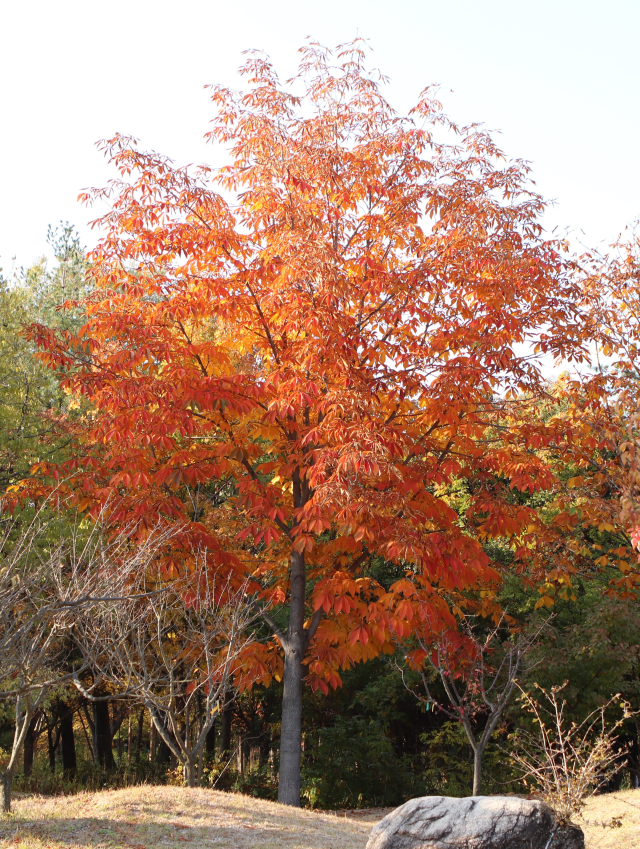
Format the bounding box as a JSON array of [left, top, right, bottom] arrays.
[[72, 556, 255, 787], [0, 504, 182, 812], [510, 682, 632, 824]]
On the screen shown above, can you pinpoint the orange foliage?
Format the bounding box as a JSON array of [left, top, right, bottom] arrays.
[[17, 42, 596, 693]]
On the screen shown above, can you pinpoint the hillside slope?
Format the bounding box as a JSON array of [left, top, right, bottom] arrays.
[[2, 785, 640, 849], [1, 786, 371, 849]]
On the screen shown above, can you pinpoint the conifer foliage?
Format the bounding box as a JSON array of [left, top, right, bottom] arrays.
[[24, 42, 589, 804]]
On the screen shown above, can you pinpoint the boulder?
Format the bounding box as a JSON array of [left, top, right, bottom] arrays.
[[365, 795, 584, 849]]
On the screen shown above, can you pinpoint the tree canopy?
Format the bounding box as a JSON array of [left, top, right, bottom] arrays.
[[12, 42, 636, 805]]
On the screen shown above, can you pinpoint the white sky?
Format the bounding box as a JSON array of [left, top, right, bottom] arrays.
[[1, 0, 638, 270]]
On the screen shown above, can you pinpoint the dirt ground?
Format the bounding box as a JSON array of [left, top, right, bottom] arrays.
[[1, 785, 639, 849]]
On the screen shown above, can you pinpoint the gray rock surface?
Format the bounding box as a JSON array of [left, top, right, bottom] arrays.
[[365, 795, 584, 849]]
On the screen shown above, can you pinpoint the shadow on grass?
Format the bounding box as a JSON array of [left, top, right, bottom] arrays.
[[0, 815, 215, 848], [0, 814, 356, 848]]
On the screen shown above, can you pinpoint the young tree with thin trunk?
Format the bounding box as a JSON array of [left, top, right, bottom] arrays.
[[21, 42, 594, 805], [402, 615, 542, 796]]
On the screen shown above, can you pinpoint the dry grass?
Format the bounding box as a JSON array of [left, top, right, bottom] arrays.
[[576, 789, 640, 849], [0, 785, 373, 849], [1, 785, 640, 849]]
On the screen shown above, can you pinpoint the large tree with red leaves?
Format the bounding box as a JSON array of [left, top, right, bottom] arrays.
[[24, 42, 590, 804]]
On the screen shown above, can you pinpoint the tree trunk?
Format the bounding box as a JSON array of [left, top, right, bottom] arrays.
[[81, 703, 96, 762], [277, 548, 306, 806], [93, 700, 115, 770], [127, 714, 133, 764], [135, 709, 144, 763], [149, 720, 157, 762], [157, 734, 171, 766], [472, 746, 483, 796], [237, 735, 245, 775], [220, 697, 232, 760], [183, 758, 196, 787], [23, 711, 40, 778], [205, 719, 216, 757], [47, 722, 57, 773], [60, 706, 77, 776], [1, 773, 11, 815], [3, 695, 35, 813]]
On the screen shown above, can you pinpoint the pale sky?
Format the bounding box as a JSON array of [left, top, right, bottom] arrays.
[[1, 0, 638, 270]]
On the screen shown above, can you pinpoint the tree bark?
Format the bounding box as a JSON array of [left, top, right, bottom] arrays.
[[80, 703, 96, 762], [1, 774, 11, 815], [135, 709, 144, 764], [157, 733, 171, 766], [93, 700, 115, 770], [149, 720, 157, 762], [47, 721, 57, 773], [58, 641, 77, 775], [205, 719, 216, 757], [23, 711, 40, 778], [277, 548, 306, 806], [472, 746, 483, 796], [220, 696, 232, 760], [127, 713, 133, 764], [183, 758, 196, 787], [2, 694, 35, 813]]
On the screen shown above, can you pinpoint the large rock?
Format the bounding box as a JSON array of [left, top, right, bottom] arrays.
[[365, 795, 584, 849]]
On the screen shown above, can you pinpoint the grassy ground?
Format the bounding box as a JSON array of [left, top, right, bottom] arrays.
[[575, 789, 640, 849], [0, 786, 373, 849], [1, 785, 640, 849]]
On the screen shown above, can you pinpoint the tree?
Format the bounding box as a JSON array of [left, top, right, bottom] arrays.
[[0, 573, 61, 812], [22, 42, 591, 805], [0, 224, 87, 495], [0, 499, 185, 810], [401, 614, 541, 795], [0, 506, 88, 812], [72, 559, 254, 787], [582, 228, 640, 563], [525, 228, 640, 606]]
